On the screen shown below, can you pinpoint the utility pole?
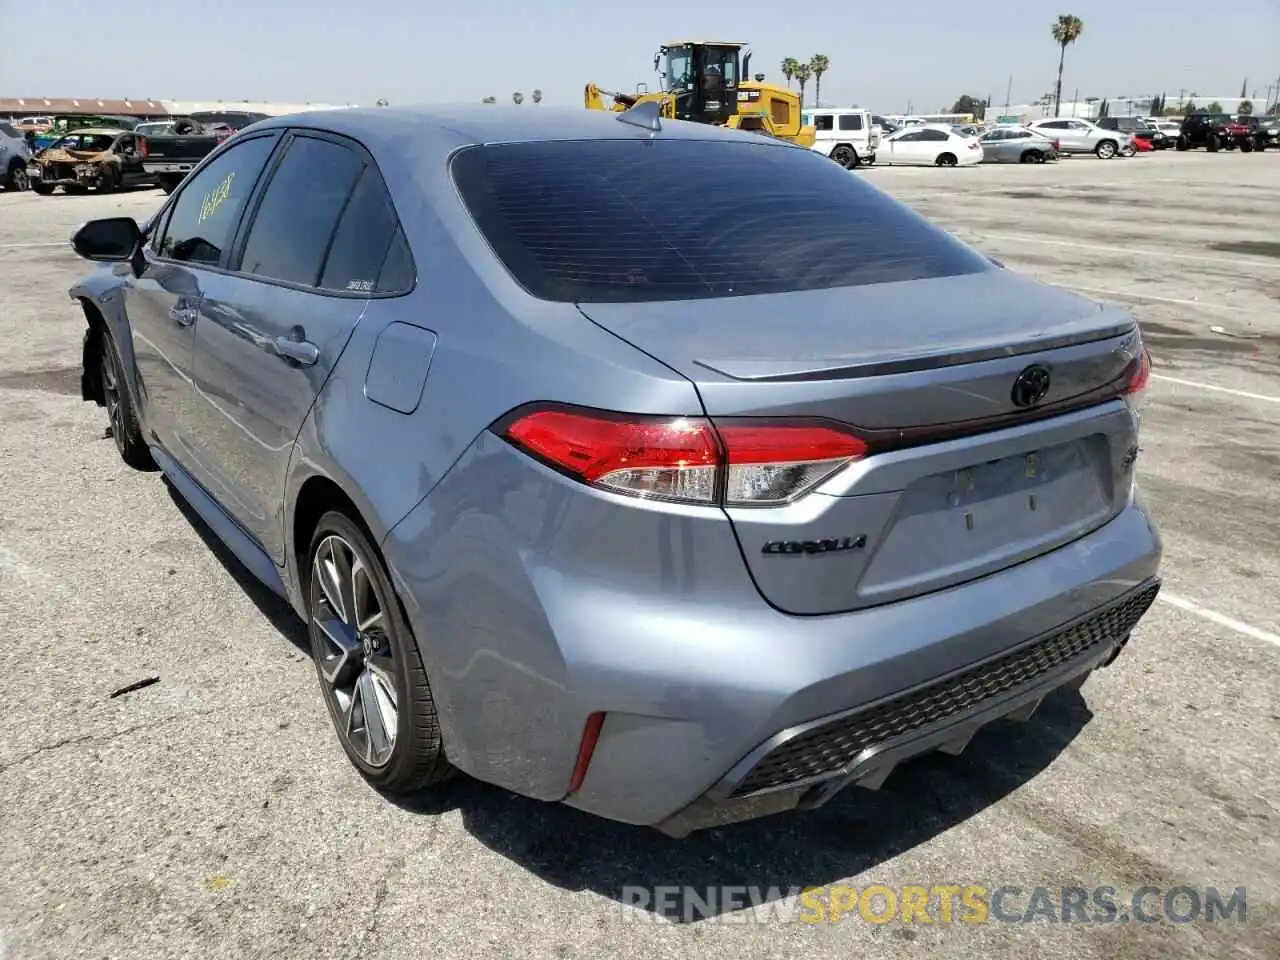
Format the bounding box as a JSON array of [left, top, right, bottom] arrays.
[[1004, 74, 1013, 113], [1071, 86, 1078, 117]]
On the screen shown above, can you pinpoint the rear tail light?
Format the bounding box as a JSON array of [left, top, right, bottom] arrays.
[[968, 141, 980, 150], [1052, 139, 1061, 150], [1122, 345, 1152, 415], [137, 137, 148, 159], [500, 406, 867, 507]]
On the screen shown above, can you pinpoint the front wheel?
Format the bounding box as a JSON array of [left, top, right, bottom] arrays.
[[936, 152, 958, 167], [1175, 135, 1189, 151], [1206, 135, 1220, 152], [98, 328, 155, 470], [308, 512, 452, 793], [1240, 139, 1254, 153]]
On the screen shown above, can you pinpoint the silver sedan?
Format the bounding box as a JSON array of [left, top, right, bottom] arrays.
[[979, 126, 1060, 163]]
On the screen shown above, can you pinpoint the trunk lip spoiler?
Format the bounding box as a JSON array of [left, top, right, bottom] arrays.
[[692, 319, 1138, 383]]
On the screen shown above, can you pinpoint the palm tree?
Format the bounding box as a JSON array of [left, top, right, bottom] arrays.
[[532, 89, 543, 104], [792, 63, 812, 108], [1051, 15, 1084, 116], [781, 57, 800, 90], [808, 55, 830, 108], [512, 91, 524, 105]]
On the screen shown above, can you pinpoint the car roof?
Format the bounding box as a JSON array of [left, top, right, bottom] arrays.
[[52, 127, 123, 137], [252, 104, 794, 159]]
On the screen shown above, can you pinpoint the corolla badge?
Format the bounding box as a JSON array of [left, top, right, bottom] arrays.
[[762, 536, 867, 556]]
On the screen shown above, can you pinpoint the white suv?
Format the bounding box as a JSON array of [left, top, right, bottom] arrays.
[[0, 122, 33, 191], [802, 108, 880, 168], [1027, 118, 1132, 159]]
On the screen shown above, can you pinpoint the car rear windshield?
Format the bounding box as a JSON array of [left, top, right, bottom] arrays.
[[449, 138, 991, 303]]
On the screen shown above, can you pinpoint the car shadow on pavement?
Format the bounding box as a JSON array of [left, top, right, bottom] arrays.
[[162, 481, 310, 653], [395, 688, 1094, 921]]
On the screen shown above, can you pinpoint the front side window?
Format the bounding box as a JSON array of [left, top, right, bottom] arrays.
[[450, 139, 990, 303], [156, 134, 277, 266], [813, 114, 834, 131], [238, 135, 363, 286]]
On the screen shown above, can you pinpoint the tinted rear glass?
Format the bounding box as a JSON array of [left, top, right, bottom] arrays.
[[451, 139, 989, 303]]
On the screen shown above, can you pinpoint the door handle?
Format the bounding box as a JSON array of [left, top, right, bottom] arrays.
[[272, 335, 319, 366]]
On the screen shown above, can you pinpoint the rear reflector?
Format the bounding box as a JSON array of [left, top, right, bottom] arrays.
[[500, 406, 867, 507], [566, 712, 606, 796]]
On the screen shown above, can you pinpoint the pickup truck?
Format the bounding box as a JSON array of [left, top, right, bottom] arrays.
[[139, 110, 268, 193]]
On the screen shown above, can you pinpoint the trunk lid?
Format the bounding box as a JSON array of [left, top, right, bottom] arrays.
[[578, 269, 1144, 615]]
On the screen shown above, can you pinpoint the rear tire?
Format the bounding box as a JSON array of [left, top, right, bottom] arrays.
[[1240, 139, 1254, 153], [1020, 149, 1042, 164], [31, 182, 54, 195], [830, 144, 857, 168], [307, 511, 452, 794], [1095, 140, 1117, 159], [936, 152, 958, 167], [1175, 135, 1189, 151], [5, 161, 28, 192], [158, 175, 180, 195], [1206, 135, 1220, 152]]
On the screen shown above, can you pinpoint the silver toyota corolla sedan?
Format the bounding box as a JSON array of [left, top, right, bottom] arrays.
[[67, 104, 1162, 836]]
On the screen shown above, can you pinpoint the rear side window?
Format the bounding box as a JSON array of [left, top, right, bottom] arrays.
[[239, 135, 363, 286], [319, 166, 414, 294], [451, 139, 990, 303], [838, 114, 863, 131]]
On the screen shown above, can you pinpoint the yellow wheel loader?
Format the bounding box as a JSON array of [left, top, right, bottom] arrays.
[[585, 41, 815, 149]]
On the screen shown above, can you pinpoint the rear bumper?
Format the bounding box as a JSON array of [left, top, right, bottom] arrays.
[[385, 433, 1161, 834], [142, 162, 195, 174], [655, 577, 1157, 836]]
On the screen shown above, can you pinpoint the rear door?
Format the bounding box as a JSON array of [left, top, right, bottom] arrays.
[[450, 136, 1147, 616], [187, 129, 407, 561]]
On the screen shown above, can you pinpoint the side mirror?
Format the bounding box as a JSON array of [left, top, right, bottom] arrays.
[[70, 217, 142, 262]]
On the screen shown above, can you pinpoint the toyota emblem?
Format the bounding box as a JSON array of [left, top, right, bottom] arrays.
[[1010, 364, 1052, 408]]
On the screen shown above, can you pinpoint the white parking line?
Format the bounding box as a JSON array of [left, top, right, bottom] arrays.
[[1068, 285, 1241, 313], [979, 233, 1275, 267], [0, 242, 66, 250], [1150, 374, 1280, 405], [1158, 592, 1280, 649]]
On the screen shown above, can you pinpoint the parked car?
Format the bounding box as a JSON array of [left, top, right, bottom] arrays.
[[66, 105, 1161, 836], [27, 128, 157, 194], [1174, 113, 1254, 152], [0, 121, 33, 191], [977, 126, 1059, 163], [1252, 116, 1280, 150], [878, 125, 983, 166], [1096, 116, 1169, 149], [140, 110, 269, 194], [801, 107, 879, 167], [1027, 118, 1131, 158]]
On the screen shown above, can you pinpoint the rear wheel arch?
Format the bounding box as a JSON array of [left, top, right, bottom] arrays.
[[292, 475, 367, 596]]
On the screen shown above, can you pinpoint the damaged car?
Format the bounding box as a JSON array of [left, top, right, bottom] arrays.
[[27, 128, 157, 195]]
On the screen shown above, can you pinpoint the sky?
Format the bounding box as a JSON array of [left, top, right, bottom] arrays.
[[1, 0, 1277, 112]]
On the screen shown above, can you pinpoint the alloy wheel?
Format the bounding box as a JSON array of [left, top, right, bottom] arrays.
[[100, 345, 125, 457], [310, 534, 399, 768], [11, 168, 29, 192]]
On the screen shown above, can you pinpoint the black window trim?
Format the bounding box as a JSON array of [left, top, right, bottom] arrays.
[[224, 127, 417, 300], [148, 130, 284, 274]]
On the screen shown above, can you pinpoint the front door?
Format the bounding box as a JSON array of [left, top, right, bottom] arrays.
[[125, 132, 279, 453], [187, 130, 406, 561]]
